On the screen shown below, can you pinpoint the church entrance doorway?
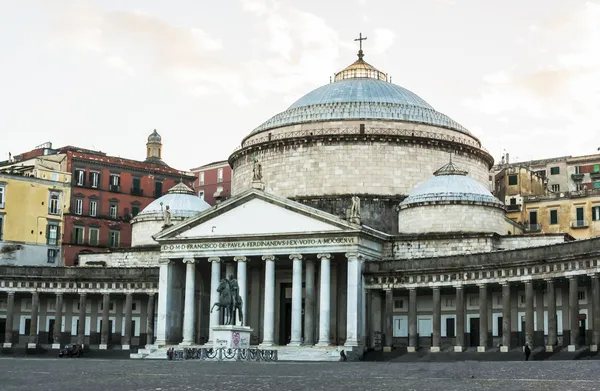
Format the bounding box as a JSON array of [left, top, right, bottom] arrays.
[[469, 317, 479, 347], [0, 318, 5, 343], [279, 283, 304, 345]]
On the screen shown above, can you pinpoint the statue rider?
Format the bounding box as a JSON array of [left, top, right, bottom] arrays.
[[227, 274, 239, 307]]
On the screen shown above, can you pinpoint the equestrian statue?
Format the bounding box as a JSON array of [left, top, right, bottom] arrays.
[[210, 274, 244, 325]]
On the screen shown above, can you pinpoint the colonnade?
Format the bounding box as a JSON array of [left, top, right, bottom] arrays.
[[1, 291, 156, 350], [157, 252, 364, 348], [378, 275, 599, 352]]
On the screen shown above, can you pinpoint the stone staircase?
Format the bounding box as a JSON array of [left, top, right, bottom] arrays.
[[130, 345, 344, 361]]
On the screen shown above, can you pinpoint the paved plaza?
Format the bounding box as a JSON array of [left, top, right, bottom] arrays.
[[1, 357, 599, 391]]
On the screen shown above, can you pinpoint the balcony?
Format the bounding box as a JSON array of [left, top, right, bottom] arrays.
[[525, 224, 541, 232], [571, 173, 584, 181], [131, 188, 143, 196], [506, 204, 521, 212], [571, 219, 589, 229], [591, 172, 600, 180], [109, 184, 121, 193]]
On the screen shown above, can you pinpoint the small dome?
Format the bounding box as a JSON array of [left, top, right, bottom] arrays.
[[400, 160, 504, 208], [147, 129, 162, 143], [136, 182, 210, 219]]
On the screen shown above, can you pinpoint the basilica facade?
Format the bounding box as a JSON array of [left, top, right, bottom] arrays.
[[2, 48, 599, 360]]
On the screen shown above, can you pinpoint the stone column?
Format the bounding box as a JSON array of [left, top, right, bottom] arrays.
[[371, 290, 383, 351], [234, 256, 248, 327], [304, 259, 316, 345], [408, 288, 418, 352], [592, 275, 600, 351], [155, 259, 172, 346], [478, 284, 487, 352], [384, 289, 393, 352], [455, 286, 465, 352], [146, 293, 155, 348], [345, 252, 362, 347], [100, 293, 110, 349], [77, 293, 86, 346], [525, 280, 534, 348], [181, 258, 196, 346], [546, 279, 557, 352], [123, 293, 133, 350], [431, 287, 441, 352], [316, 253, 331, 347], [53, 293, 63, 349], [207, 257, 221, 345], [28, 292, 39, 349], [260, 255, 276, 347], [3, 292, 15, 348], [501, 282, 511, 352], [568, 276, 580, 351], [288, 253, 303, 346]]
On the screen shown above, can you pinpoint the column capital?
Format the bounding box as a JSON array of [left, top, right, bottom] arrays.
[[102, 292, 110, 297], [501, 281, 511, 286], [317, 253, 332, 260], [289, 254, 303, 261], [590, 273, 600, 279], [125, 292, 133, 297], [56, 292, 63, 297], [454, 285, 464, 290], [262, 255, 276, 262], [383, 288, 393, 292], [567, 275, 577, 280], [477, 283, 487, 288], [545, 278, 555, 283], [7, 291, 15, 296], [79, 292, 87, 297], [183, 257, 196, 264], [208, 257, 221, 263], [345, 251, 359, 260], [432, 286, 441, 291], [32, 291, 39, 297], [158, 258, 172, 265], [234, 256, 247, 263]]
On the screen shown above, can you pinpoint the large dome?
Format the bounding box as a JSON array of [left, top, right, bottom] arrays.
[[247, 58, 470, 138]]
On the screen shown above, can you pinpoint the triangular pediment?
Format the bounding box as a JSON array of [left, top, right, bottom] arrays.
[[154, 189, 359, 241]]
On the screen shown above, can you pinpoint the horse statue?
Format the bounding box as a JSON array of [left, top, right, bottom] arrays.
[[210, 277, 243, 325]]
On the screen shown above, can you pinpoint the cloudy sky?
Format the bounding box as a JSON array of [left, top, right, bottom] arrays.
[[1, 0, 599, 170]]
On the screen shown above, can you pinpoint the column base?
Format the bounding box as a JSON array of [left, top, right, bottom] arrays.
[[500, 346, 510, 352], [179, 341, 194, 347], [477, 346, 486, 352], [287, 342, 303, 347], [430, 346, 440, 352], [99, 344, 108, 350], [52, 343, 61, 349], [568, 345, 577, 352], [454, 346, 463, 352], [591, 345, 598, 352], [344, 340, 359, 348], [258, 342, 274, 348], [315, 341, 332, 347], [27, 343, 37, 349], [154, 340, 166, 347], [2, 343, 12, 348], [407, 346, 416, 353], [545, 345, 555, 352], [122, 344, 130, 350], [383, 346, 392, 352], [145, 344, 159, 350]]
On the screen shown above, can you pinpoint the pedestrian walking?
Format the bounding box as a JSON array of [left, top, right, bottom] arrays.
[[524, 343, 531, 361]]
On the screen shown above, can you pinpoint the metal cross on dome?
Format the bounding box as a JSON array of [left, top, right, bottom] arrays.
[[354, 32, 367, 59]]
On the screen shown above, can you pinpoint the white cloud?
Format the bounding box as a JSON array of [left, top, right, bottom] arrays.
[[104, 55, 134, 75], [371, 29, 396, 54]]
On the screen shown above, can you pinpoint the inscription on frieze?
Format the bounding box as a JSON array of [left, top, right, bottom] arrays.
[[161, 237, 357, 252]]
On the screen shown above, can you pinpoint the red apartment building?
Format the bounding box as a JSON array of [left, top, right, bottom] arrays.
[[190, 160, 232, 205], [9, 131, 195, 266]]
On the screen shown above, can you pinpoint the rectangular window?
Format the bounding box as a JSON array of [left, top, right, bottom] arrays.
[[109, 204, 118, 219], [575, 166, 583, 174], [578, 291, 586, 300], [75, 198, 83, 215], [508, 174, 518, 186], [550, 210, 558, 225], [46, 224, 60, 245], [551, 184, 560, 192], [0, 185, 4, 208], [592, 206, 600, 221], [198, 191, 205, 201], [393, 299, 403, 309], [51, 172, 58, 181], [550, 166, 560, 175], [217, 168, 223, 183], [132, 178, 141, 195], [89, 200, 97, 217], [90, 171, 99, 188], [47, 248, 58, 263], [131, 206, 140, 217], [109, 230, 120, 248], [89, 228, 99, 246], [154, 181, 163, 197], [536, 170, 546, 177], [445, 298, 454, 307], [109, 174, 120, 192], [199, 172, 204, 186], [72, 227, 85, 245], [48, 192, 60, 215], [75, 169, 85, 186]]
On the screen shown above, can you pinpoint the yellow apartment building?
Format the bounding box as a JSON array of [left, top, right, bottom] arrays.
[[0, 157, 71, 266]]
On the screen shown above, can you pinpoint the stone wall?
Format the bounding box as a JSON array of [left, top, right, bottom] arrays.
[[0, 241, 62, 267], [131, 219, 166, 247], [231, 121, 491, 198], [293, 194, 403, 234], [79, 247, 160, 268], [498, 234, 567, 250], [392, 235, 497, 260], [398, 204, 506, 235]]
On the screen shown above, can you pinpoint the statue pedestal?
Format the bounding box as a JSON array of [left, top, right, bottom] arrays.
[[212, 325, 253, 349]]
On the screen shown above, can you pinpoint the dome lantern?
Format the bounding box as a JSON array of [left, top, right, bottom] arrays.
[[146, 129, 163, 163], [334, 33, 388, 82]]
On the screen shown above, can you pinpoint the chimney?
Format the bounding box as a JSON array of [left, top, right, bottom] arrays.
[[505, 153, 510, 164]]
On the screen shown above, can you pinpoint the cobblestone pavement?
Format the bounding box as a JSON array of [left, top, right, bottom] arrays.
[[1, 358, 599, 391]]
